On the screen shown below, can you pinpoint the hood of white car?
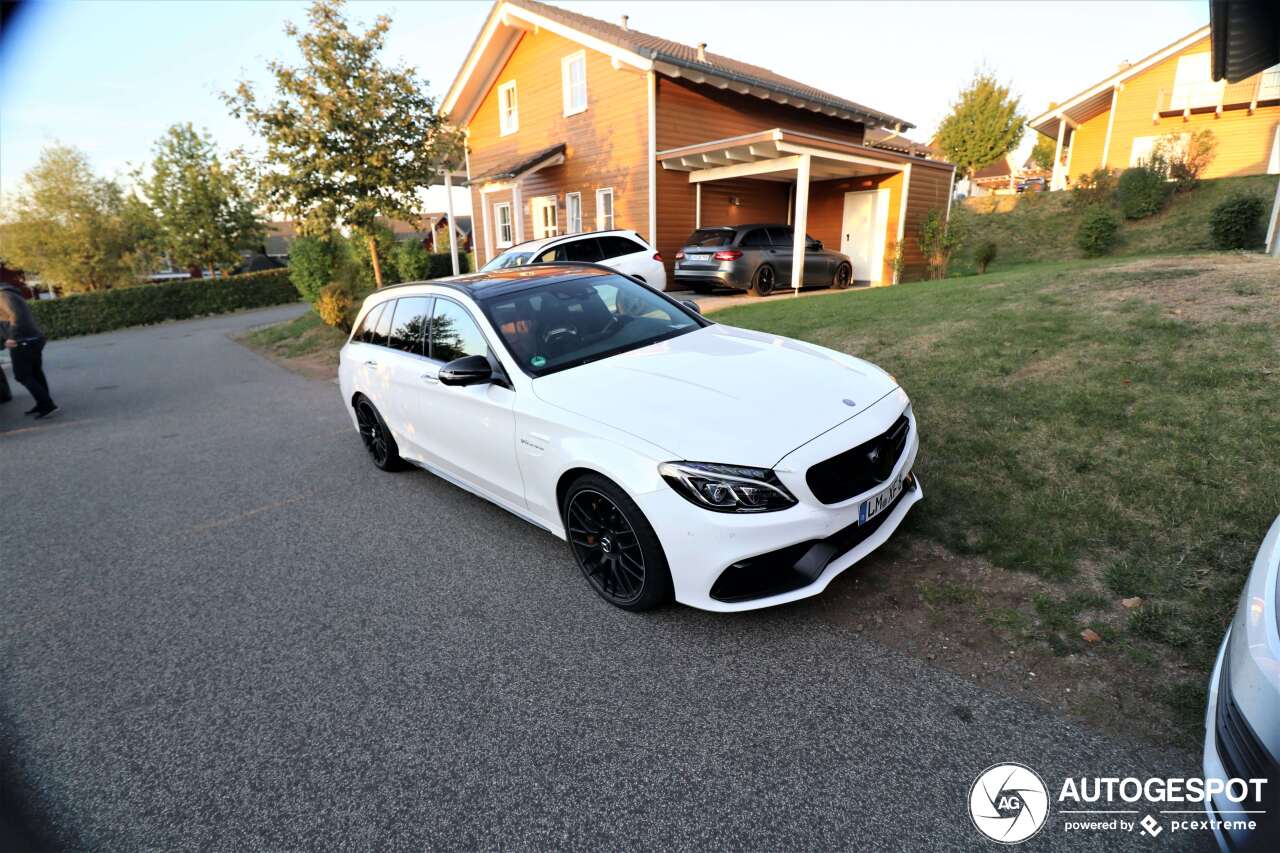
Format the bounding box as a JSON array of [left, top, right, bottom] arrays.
[[531, 324, 900, 467]]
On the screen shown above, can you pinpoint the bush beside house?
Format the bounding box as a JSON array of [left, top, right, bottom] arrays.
[[1209, 194, 1269, 249], [31, 269, 297, 339]]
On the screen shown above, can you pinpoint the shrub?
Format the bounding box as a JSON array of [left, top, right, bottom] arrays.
[[1116, 162, 1172, 219], [425, 251, 470, 278], [973, 241, 998, 274], [287, 236, 337, 302], [1208, 193, 1268, 249], [1075, 205, 1120, 257], [315, 282, 356, 332], [1158, 129, 1217, 193], [1070, 168, 1117, 209], [393, 239, 433, 282], [29, 269, 298, 339], [918, 209, 964, 280], [347, 224, 400, 285]]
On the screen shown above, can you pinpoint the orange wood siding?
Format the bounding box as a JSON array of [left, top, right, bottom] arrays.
[[464, 27, 649, 261], [805, 174, 900, 282], [655, 78, 866, 150], [653, 77, 871, 272], [900, 165, 954, 281], [1061, 37, 1280, 181]]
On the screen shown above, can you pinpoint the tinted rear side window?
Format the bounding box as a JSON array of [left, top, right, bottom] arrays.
[[389, 296, 432, 356], [686, 229, 733, 247], [740, 228, 771, 248], [369, 300, 395, 347], [597, 235, 645, 260], [767, 227, 793, 245], [354, 302, 386, 344]]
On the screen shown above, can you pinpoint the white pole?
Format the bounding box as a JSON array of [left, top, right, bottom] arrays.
[[444, 172, 461, 276], [1051, 118, 1067, 190], [790, 154, 811, 293], [694, 182, 702, 229]]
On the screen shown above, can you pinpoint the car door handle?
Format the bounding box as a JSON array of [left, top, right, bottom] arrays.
[[364, 360, 379, 367], [420, 372, 439, 384]]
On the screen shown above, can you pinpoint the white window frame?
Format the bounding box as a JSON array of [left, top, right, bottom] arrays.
[[595, 187, 614, 231], [498, 80, 519, 136], [1129, 135, 1158, 167], [561, 50, 588, 116], [493, 202, 514, 247], [565, 192, 583, 234], [532, 195, 559, 240], [1170, 52, 1223, 110], [1259, 65, 1280, 101]]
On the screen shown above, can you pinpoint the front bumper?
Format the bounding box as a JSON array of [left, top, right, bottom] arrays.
[[1202, 514, 1280, 851], [636, 391, 920, 612]]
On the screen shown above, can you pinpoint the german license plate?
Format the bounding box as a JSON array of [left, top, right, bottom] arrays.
[[689, 253, 710, 261], [858, 473, 905, 525]]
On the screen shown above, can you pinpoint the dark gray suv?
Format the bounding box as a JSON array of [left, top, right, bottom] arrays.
[[673, 224, 853, 296]]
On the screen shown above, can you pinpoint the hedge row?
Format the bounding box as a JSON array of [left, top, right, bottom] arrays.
[[31, 269, 299, 340]]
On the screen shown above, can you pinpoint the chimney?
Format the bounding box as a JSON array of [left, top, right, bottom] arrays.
[[697, 42, 707, 62], [620, 14, 629, 31]]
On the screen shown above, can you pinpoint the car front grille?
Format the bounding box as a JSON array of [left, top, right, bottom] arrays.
[[1215, 650, 1279, 814], [806, 414, 910, 505]]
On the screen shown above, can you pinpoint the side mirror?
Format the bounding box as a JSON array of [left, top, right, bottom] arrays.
[[439, 354, 493, 386], [808, 239, 823, 251], [680, 299, 702, 314]]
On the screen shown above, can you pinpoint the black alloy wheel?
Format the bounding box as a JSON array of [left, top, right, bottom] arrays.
[[751, 264, 776, 297], [355, 398, 404, 471], [563, 475, 672, 611], [834, 262, 853, 289]]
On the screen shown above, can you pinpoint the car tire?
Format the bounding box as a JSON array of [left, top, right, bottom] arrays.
[[750, 264, 777, 297], [833, 262, 853, 289], [562, 473, 673, 612], [354, 396, 406, 472]]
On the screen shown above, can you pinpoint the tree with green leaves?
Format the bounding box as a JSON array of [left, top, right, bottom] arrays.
[[1030, 134, 1057, 172], [139, 123, 261, 278], [0, 144, 134, 291], [935, 72, 1027, 188], [224, 0, 463, 288]]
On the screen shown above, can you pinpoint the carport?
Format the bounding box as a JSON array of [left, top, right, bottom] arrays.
[[658, 128, 955, 288]]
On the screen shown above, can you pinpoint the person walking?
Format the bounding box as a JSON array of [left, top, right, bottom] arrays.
[[0, 281, 57, 418]]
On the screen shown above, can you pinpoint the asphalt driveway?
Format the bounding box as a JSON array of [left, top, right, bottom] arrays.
[[1, 306, 1210, 851]]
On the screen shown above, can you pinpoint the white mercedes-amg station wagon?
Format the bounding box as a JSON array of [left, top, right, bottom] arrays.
[[338, 263, 921, 612]]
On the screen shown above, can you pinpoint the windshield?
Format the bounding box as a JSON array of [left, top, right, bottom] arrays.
[[685, 228, 734, 247], [480, 251, 533, 271], [479, 273, 705, 377]]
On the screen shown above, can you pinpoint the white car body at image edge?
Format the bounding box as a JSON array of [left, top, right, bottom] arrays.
[[1203, 513, 1280, 851], [338, 263, 920, 612]]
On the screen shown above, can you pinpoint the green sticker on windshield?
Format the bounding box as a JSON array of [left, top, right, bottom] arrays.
[[531, 355, 546, 367]]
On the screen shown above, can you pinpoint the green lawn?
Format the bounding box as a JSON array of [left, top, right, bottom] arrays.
[[716, 252, 1280, 728]]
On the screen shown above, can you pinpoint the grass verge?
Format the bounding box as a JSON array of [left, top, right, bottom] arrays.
[[716, 251, 1280, 744], [239, 309, 347, 380]]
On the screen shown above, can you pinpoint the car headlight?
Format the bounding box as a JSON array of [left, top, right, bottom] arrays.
[[658, 461, 797, 513]]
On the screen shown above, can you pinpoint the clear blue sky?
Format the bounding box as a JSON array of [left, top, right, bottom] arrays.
[[0, 0, 1208, 212]]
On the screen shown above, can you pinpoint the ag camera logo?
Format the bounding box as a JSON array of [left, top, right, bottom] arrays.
[[969, 763, 1051, 843]]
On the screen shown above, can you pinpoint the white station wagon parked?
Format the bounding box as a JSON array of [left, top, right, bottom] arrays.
[[480, 228, 668, 291], [338, 263, 920, 612]]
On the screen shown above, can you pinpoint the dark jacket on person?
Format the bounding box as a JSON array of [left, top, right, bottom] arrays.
[[0, 283, 43, 342]]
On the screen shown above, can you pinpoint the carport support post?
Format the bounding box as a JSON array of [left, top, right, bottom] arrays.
[[790, 154, 811, 293], [444, 172, 461, 276], [1051, 118, 1067, 190], [695, 183, 702, 228]]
